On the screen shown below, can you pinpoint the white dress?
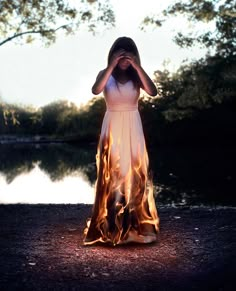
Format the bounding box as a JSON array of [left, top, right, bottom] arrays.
[[83, 75, 159, 245]]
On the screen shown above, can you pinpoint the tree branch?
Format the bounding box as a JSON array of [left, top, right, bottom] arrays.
[[0, 24, 69, 47]]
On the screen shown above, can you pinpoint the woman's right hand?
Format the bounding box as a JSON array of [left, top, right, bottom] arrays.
[[91, 49, 126, 95], [110, 49, 126, 69]]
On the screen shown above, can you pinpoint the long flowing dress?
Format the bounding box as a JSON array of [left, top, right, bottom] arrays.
[[83, 75, 160, 245]]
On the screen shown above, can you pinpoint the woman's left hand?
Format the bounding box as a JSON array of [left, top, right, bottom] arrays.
[[124, 53, 139, 70], [123, 53, 157, 96]]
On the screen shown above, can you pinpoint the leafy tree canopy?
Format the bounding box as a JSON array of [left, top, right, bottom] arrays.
[[142, 0, 236, 57], [0, 0, 115, 47]]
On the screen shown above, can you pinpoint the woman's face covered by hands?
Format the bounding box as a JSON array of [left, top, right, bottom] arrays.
[[117, 51, 138, 71], [110, 49, 138, 71]]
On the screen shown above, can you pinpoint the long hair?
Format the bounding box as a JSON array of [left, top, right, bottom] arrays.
[[107, 37, 142, 87]]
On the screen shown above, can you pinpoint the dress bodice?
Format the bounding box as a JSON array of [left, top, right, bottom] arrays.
[[104, 75, 140, 111]]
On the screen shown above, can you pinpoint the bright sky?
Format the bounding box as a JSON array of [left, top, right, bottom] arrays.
[[0, 0, 208, 108]]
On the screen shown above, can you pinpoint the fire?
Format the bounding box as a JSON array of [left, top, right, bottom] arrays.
[[83, 130, 159, 246]]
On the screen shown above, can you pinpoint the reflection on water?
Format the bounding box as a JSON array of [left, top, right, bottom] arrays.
[[0, 164, 94, 204], [0, 143, 235, 206], [0, 143, 97, 204]]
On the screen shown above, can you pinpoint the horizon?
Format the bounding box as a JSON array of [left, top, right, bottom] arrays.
[[0, 0, 209, 108]]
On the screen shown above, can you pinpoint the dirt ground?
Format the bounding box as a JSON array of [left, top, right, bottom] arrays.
[[0, 204, 235, 291]]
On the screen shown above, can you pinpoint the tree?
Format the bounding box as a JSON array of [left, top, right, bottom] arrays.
[[151, 54, 236, 121], [142, 0, 236, 57], [0, 0, 115, 47]]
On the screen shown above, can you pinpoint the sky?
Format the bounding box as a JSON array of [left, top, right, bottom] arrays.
[[0, 0, 209, 108]]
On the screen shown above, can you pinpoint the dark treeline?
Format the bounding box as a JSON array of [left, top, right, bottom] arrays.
[[141, 53, 236, 146], [0, 53, 235, 146], [0, 99, 106, 143]]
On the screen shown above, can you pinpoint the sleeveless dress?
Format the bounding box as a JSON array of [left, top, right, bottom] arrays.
[[83, 75, 160, 245]]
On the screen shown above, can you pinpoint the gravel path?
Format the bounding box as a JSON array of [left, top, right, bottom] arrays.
[[0, 204, 235, 290]]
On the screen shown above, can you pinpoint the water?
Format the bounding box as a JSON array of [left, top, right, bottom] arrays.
[[0, 143, 235, 206]]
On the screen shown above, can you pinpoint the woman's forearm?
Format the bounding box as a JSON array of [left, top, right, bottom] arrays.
[[91, 66, 114, 95], [92, 49, 128, 95], [135, 66, 157, 96]]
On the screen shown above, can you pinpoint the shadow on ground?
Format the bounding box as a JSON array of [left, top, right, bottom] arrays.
[[0, 204, 235, 290]]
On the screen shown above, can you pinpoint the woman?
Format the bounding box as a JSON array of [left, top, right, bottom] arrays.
[[83, 36, 160, 245]]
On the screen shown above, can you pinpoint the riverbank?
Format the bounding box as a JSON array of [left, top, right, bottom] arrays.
[[0, 135, 73, 144], [0, 204, 235, 290]]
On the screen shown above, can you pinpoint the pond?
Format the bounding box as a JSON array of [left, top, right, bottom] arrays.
[[0, 143, 235, 206]]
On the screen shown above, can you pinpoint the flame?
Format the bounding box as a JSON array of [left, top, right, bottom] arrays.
[[83, 130, 159, 246]]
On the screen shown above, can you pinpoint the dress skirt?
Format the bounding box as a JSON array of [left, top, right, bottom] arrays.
[[83, 106, 159, 245]]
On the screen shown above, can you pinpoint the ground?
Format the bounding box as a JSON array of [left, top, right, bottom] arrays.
[[0, 204, 235, 291]]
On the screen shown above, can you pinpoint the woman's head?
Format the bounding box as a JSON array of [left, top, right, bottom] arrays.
[[108, 36, 141, 66], [108, 37, 142, 86]]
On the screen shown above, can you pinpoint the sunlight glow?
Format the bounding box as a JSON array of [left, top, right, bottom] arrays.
[[0, 0, 208, 108]]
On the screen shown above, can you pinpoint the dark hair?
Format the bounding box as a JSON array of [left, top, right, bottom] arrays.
[[107, 36, 142, 87]]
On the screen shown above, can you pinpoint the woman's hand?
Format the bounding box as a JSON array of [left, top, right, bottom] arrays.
[[123, 53, 140, 70], [110, 49, 127, 69], [124, 52, 157, 96]]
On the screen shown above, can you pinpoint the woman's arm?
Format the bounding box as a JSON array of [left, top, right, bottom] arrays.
[[135, 66, 158, 96], [91, 49, 126, 95], [91, 68, 113, 95], [125, 55, 157, 96]]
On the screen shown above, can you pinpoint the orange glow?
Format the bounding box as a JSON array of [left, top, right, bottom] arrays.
[[83, 128, 160, 246]]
